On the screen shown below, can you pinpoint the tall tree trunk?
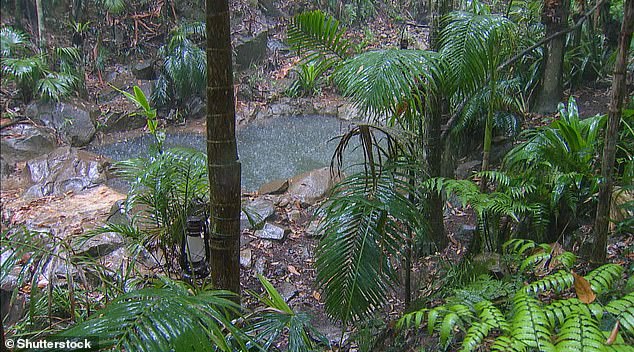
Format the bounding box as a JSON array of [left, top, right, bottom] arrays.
[[426, 95, 448, 250], [36, 0, 46, 52], [534, 0, 570, 113], [206, 0, 242, 294], [592, 0, 634, 263]]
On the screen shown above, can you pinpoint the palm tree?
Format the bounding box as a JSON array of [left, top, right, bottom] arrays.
[[437, 10, 520, 190], [205, 0, 242, 294]]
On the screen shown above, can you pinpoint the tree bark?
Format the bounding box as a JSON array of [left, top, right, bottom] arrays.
[[426, 95, 448, 250], [36, 0, 46, 52], [206, 0, 242, 295], [534, 0, 570, 113], [592, 0, 634, 263]]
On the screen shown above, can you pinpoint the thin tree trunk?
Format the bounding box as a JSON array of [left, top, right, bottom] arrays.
[[534, 0, 570, 113], [480, 70, 496, 192], [426, 95, 448, 250], [206, 0, 242, 295], [592, 0, 634, 263], [36, 0, 46, 52]]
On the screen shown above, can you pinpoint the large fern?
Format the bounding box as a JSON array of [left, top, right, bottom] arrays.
[[397, 239, 633, 350]]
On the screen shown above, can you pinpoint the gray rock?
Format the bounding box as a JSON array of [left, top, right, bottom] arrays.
[[101, 111, 147, 133], [0, 156, 11, 178], [74, 232, 124, 258], [23, 147, 110, 198], [278, 282, 298, 302], [235, 30, 269, 69], [26, 98, 98, 147], [255, 222, 286, 241], [258, 179, 289, 195], [305, 220, 322, 237], [455, 160, 481, 180], [131, 60, 156, 80], [241, 198, 276, 229], [254, 257, 266, 276], [288, 167, 338, 205], [338, 103, 360, 121], [240, 248, 252, 268], [107, 199, 132, 226], [0, 123, 57, 163], [288, 209, 302, 222]]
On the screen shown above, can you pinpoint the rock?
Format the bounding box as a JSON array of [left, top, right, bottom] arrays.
[[131, 60, 156, 80], [258, 179, 289, 195], [0, 123, 57, 163], [0, 156, 10, 178], [101, 111, 147, 133], [278, 282, 298, 302], [234, 30, 269, 69], [278, 197, 290, 208], [338, 103, 361, 121], [1, 288, 26, 327], [74, 232, 124, 258], [240, 249, 252, 268], [258, 0, 284, 16], [241, 198, 276, 229], [288, 209, 301, 222], [254, 257, 266, 276], [23, 147, 110, 198], [305, 220, 322, 237], [107, 199, 132, 226], [255, 222, 286, 241], [288, 167, 338, 205], [26, 98, 98, 147], [455, 160, 481, 180]]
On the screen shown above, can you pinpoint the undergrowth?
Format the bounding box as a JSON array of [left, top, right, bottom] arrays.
[[398, 239, 633, 351]]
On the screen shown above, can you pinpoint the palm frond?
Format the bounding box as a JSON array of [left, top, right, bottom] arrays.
[[55, 281, 247, 352], [287, 10, 351, 66], [334, 49, 441, 119], [247, 275, 327, 352], [0, 26, 29, 57], [315, 167, 426, 325]]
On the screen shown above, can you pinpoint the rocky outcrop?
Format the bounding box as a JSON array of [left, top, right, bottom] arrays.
[[0, 123, 58, 163], [23, 147, 110, 198], [26, 98, 98, 147]]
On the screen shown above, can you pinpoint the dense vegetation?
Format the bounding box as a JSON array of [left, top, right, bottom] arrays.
[[1, 0, 633, 350]]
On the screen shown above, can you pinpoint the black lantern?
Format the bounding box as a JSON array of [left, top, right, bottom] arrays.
[[181, 202, 210, 279]]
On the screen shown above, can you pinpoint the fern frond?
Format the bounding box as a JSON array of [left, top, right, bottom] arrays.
[[491, 336, 527, 351], [555, 313, 605, 351], [584, 264, 624, 296], [510, 291, 555, 350], [397, 308, 428, 329], [544, 298, 603, 328], [524, 270, 574, 295], [606, 292, 634, 337], [503, 239, 544, 256], [460, 301, 509, 352]]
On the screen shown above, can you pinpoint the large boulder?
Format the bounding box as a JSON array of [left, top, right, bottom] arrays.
[[234, 30, 269, 69], [26, 98, 98, 147], [0, 123, 57, 163], [23, 147, 110, 198], [241, 198, 276, 229], [288, 167, 339, 205]]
